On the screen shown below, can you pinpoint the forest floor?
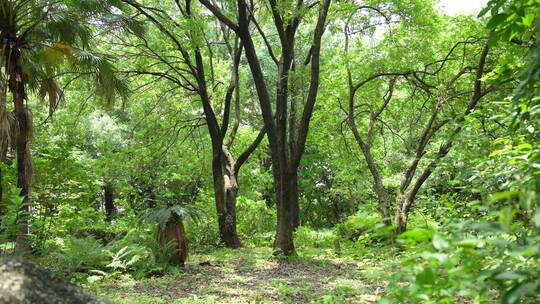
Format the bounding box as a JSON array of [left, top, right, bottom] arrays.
[[90, 246, 397, 304]]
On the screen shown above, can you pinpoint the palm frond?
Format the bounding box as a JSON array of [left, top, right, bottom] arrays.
[[100, 13, 147, 38], [71, 50, 110, 71], [141, 205, 202, 231], [38, 78, 63, 116], [0, 106, 16, 161], [169, 206, 202, 224]]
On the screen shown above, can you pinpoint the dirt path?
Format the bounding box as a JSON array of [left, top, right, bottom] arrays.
[[95, 247, 388, 304]]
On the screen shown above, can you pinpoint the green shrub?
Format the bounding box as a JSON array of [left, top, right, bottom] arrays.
[[382, 220, 540, 304], [294, 226, 335, 248], [335, 210, 392, 245], [0, 188, 27, 249], [47, 236, 108, 276], [184, 189, 221, 251], [105, 228, 176, 279], [39, 227, 179, 282], [237, 197, 276, 242]]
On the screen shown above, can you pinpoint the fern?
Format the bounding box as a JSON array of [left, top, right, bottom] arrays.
[[141, 205, 201, 230]]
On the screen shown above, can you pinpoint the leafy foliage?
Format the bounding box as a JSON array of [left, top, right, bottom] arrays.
[[0, 0, 538, 303]]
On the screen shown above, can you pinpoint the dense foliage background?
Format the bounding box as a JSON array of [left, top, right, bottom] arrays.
[[0, 0, 538, 303]]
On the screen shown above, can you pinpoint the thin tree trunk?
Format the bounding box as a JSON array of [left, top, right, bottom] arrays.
[[291, 171, 300, 230], [0, 167, 3, 207], [219, 126, 266, 249], [103, 183, 116, 221], [393, 41, 491, 234], [0, 167, 3, 220], [394, 194, 409, 234]]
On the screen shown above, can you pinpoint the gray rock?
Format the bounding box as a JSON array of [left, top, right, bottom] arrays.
[[0, 256, 107, 304]]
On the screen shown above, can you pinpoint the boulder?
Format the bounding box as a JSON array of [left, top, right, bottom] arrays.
[[0, 256, 107, 304]]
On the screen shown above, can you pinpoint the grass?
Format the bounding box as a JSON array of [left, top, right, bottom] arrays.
[[88, 244, 398, 304]]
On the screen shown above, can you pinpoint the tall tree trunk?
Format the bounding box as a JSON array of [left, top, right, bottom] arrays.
[[103, 183, 116, 221], [200, 0, 332, 256], [0, 167, 3, 219], [8, 48, 32, 254]]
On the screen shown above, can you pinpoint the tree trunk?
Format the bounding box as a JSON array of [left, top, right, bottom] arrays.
[[274, 169, 296, 255], [394, 194, 409, 234], [8, 47, 32, 254], [0, 167, 3, 214], [290, 171, 300, 230], [157, 212, 188, 267], [103, 183, 115, 221], [222, 170, 242, 248], [212, 148, 242, 248], [200, 0, 332, 256]]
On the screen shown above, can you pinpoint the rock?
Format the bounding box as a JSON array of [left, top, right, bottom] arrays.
[[0, 256, 107, 304]]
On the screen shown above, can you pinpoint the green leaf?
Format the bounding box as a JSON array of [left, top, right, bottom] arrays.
[[416, 267, 436, 286], [502, 282, 539, 304], [432, 234, 449, 250], [489, 191, 520, 201], [494, 271, 525, 281], [521, 13, 535, 27], [487, 13, 510, 29], [478, 5, 491, 18], [456, 238, 482, 248], [87, 275, 103, 283], [534, 208, 540, 227]]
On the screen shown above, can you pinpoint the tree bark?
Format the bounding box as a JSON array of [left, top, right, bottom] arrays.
[[199, 0, 332, 255], [290, 171, 300, 230], [222, 164, 242, 248], [274, 169, 296, 255], [103, 183, 116, 221], [7, 46, 32, 254]]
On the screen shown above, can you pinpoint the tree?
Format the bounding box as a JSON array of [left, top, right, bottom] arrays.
[[200, 0, 332, 255], [0, 0, 134, 252], [340, 9, 514, 233], [119, 0, 266, 248]]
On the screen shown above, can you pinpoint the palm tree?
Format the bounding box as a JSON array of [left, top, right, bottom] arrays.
[[0, 0, 139, 253]]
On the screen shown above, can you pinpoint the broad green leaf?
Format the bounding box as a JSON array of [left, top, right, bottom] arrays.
[[494, 271, 525, 281], [502, 282, 539, 304], [432, 234, 449, 250], [487, 13, 510, 28], [489, 191, 520, 201], [534, 207, 540, 227], [416, 267, 436, 286]]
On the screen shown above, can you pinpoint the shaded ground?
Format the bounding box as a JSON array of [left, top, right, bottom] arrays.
[[90, 247, 393, 304]]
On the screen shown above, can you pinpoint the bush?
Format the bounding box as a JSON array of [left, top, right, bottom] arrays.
[[184, 195, 220, 251], [237, 197, 276, 243], [0, 188, 27, 248], [336, 210, 392, 245], [104, 228, 176, 279], [382, 219, 540, 304], [294, 226, 335, 248], [39, 227, 179, 282], [46, 236, 108, 276]]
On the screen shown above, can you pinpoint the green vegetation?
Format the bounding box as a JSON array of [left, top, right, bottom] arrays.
[[0, 0, 538, 303]]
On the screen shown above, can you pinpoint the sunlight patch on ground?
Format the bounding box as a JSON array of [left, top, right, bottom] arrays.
[[92, 246, 396, 303]]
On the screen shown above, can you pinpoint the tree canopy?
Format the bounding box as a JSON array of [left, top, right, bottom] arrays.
[[0, 0, 538, 303]]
